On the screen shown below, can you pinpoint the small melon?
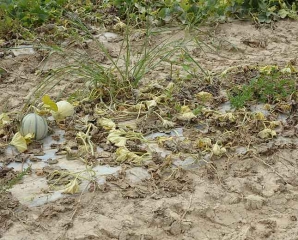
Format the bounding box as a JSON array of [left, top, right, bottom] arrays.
[[20, 113, 48, 140]]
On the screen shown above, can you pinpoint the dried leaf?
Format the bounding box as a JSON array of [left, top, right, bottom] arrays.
[[180, 106, 192, 113], [129, 103, 146, 111], [115, 147, 150, 164], [196, 138, 212, 149], [107, 129, 127, 147], [177, 112, 196, 121], [162, 119, 175, 128], [212, 143, 226, 156], [259, 65, 278, 75], [98, 118, 116, 130], [62, 179, 79, 194], [196, 91, 213, 103], [0, 113, 10, 126], [258, 128, 277, 139], [253, 112, 266, 121], [145, 100, 157, 109], [218, 113, 236, 122], [10, 132, 27, 153], [177, 106, 196, 121], [24, 133, 34, 144]]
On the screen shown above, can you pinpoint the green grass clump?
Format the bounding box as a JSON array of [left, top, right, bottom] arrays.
[[229, 72, 296, 108], [0, 166, 31, 193]]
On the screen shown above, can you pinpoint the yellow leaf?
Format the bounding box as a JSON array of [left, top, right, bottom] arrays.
[[162, 119, 175, 128], [196, 91, 213, 103], [0, 113, 10, 126], [145, 100, 157, 109], [62, 179, 79, 194], [259, 65, 278, 75], [253, 112, 266, 120], [107, 129, 127, 147], [128, 103, 146, 111], [269, 121, 280, 129], [10, 132, 27, 153], [157, 136, 173, 145], [196, 138, 212, 149], [42, 95, 58, 112], [180, 106, 191, 113], [178, 112, 196, 121], [24, 133, 34, 144], [98, 118, 116, 130], [258, 128, 277, 139], [212, 143, 226, 156], [115, 147, 150, 164], [218, 113, 236, 122], [263, 104, 271, 111], [177, 107, 196, 121]]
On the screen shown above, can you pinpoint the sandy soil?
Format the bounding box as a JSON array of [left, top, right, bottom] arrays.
[[1, 19, 298, 240]]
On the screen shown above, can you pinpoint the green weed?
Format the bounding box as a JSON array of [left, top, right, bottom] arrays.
[[229, 72, 296, 108], [0, 166, 31, 193]]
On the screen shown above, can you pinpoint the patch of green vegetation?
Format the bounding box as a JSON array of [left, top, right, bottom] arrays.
[[229, 72, 296, 108], [1, 0, 297, 40], [0, 166, 31, 193], [0, 0, 102, 40], [0, 0, 67, 38], [109, 0, 298, 27]]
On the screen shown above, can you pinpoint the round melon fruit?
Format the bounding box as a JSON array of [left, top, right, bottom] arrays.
[[20, 113, 48, 140]]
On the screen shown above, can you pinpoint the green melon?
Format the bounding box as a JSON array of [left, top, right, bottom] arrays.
[[20, 113, 48, 140]]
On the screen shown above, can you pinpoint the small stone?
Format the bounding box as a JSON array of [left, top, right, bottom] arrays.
[[11, 45, 35, 56], [30, 157, 42, 162], [47, 158, 58, 165], [169, 220, 182, 235], [245, 195, 265, 210], [126, 167, 151, 184], [35, 169, 44, 176]]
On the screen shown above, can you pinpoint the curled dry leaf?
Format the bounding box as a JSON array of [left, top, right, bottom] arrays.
[[97, 118, 116, 130], [145, 100, 157, 109], [212, 143, 227, 156], [258, 128, 277, 139], [107, 129, 127, 147], [162, 119, 175, 128], [10, 132, 27, 153], [116, 147, 150, 164], [196, 137, 212, 149], [253, 112, 266, 121], [218, 113, 236, 122], [166, 82, 175, 90], [0, 113, 10, 127], [62, 179, 80, 194], [24, 133, 34, 144], [269, 121, 280, 129], [281, 63, 297, 74], [177, 106, 196, 121], [128, 103, 146, 112], [259, 65, 278, 75], [196, 91, 213, 103]]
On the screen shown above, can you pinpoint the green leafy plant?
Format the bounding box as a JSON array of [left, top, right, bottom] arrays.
[[108, 0, 298, 27], [0, 0, 68, 38], [0, 166, 31, 193], [229, 72, 296, 108]]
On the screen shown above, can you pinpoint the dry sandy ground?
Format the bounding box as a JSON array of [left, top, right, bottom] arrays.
[[1, 20, 298, 240]]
